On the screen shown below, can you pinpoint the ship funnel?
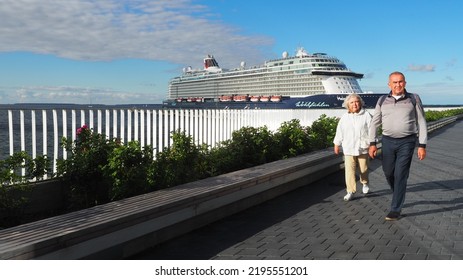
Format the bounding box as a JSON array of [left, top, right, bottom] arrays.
[[204, 55, 220, 68], [204, 54, 221, 72]]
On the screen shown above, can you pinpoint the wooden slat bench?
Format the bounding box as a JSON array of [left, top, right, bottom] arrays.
[[0, 148, 343, 260]]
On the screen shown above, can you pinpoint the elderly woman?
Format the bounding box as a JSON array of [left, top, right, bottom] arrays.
[[333, 93, 373, 201]]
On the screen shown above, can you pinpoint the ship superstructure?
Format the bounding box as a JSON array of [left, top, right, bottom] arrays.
[[164, 47, 382, 109]]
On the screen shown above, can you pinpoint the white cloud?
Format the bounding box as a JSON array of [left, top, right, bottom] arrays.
[[407, 64, 436, 72], [0, 85, 162, 105], [0, 0, 273, 67]]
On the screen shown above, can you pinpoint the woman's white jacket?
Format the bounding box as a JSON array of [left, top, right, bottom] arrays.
[[333, 108, 372, 156]]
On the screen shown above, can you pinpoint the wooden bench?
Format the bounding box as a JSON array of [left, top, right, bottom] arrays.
[[0, 148, 343, 259]]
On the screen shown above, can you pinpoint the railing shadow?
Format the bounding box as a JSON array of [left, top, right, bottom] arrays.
[[402, 179, 463, 218]]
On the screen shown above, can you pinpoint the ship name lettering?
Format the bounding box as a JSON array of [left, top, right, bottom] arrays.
[[295, 101, 330, 108]]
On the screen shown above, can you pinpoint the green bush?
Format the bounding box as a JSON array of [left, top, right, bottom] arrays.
[[56, 125, 119, 209], [425, 109, 463, 122], [0, 151, 52, 228], [151, 130, 209, 189], [307, 114, 339, 150], [222, 126, 277, 170], [103, 141, 155, 200], [274, 119, 312, 159]]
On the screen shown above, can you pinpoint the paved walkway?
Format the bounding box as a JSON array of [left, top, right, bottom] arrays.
[[132, 121, 463, 260]]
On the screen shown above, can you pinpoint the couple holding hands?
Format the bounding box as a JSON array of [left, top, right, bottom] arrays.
[[333, 72, 427, 221]]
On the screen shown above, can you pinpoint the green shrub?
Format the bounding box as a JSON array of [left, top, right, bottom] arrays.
[[56, 125, 119, 209], [206, 142, 234, 176], [151, 130, 209, 189], [104, 141, 155, 200], [425, 109, 463, 122], [222, 126, 277, 170], [274, 119, 312, 159], [307, 114, 339, 150], [0, 151, 52, 228]]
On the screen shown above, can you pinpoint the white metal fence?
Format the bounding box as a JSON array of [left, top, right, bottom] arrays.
[[1, 108, 347, 173]]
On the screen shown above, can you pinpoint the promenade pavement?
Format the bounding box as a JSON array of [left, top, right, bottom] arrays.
[[132, 120, 463, 260]]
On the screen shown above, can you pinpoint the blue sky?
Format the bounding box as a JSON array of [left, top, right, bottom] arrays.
[[0, 0, 462, 105]]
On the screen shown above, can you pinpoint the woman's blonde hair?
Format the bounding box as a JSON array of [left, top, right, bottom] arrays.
[[343, 93, 365, 110]]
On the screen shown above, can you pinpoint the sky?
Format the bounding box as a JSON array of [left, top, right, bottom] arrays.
[[0, 0, 462, 105]]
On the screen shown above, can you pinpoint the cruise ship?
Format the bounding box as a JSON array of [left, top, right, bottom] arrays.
[[163, 47, 384, 109]]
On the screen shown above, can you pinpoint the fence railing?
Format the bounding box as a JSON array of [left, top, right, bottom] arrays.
[[1, 107, 345, 173], [427, 116, 459, 133]]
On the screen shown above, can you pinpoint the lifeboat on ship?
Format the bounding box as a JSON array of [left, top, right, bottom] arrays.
[[250, 95, 260, 102], [187, 97, 197, 102], [233, 95, 249, 102], [176, 97, 185, 103], [270, 95, 282, 102], [219, 95, 233, 102], [260, 96, 270, 102]]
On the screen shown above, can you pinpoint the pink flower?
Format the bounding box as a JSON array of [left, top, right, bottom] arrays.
[[77, 124, 88, 135]]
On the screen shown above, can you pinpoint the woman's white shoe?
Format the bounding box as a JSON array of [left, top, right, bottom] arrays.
[[362, 184, 370, 194], [343, 192, 354, 201]]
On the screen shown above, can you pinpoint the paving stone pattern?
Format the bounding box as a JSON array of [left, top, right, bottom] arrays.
[[133, 121, 463, 260]]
